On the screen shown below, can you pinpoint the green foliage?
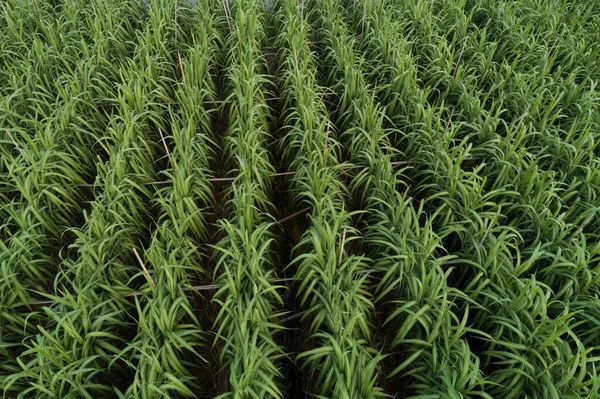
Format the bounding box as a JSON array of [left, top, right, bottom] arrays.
[[1, 0, 599, 398], [210, 0, 284, 397]]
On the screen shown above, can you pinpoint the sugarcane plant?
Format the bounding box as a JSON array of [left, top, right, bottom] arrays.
[[211, 0, 285, 397], [118, 1, 221, 397], [275, 0, 388, 397]]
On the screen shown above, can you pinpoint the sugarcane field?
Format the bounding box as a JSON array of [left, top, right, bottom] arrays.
[[1, 0, 600, 398]]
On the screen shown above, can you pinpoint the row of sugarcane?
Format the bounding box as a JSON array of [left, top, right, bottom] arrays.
[[209, 0, 285, 397], [318, 0, 490, 396], [275, 0, 385, 397], [119, 0, 222, 397], [306, 0, 489, 396], [1, 0, 600, 398]]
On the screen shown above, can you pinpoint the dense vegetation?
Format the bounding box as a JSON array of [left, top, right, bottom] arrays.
[[1, 0, 599, 398]]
